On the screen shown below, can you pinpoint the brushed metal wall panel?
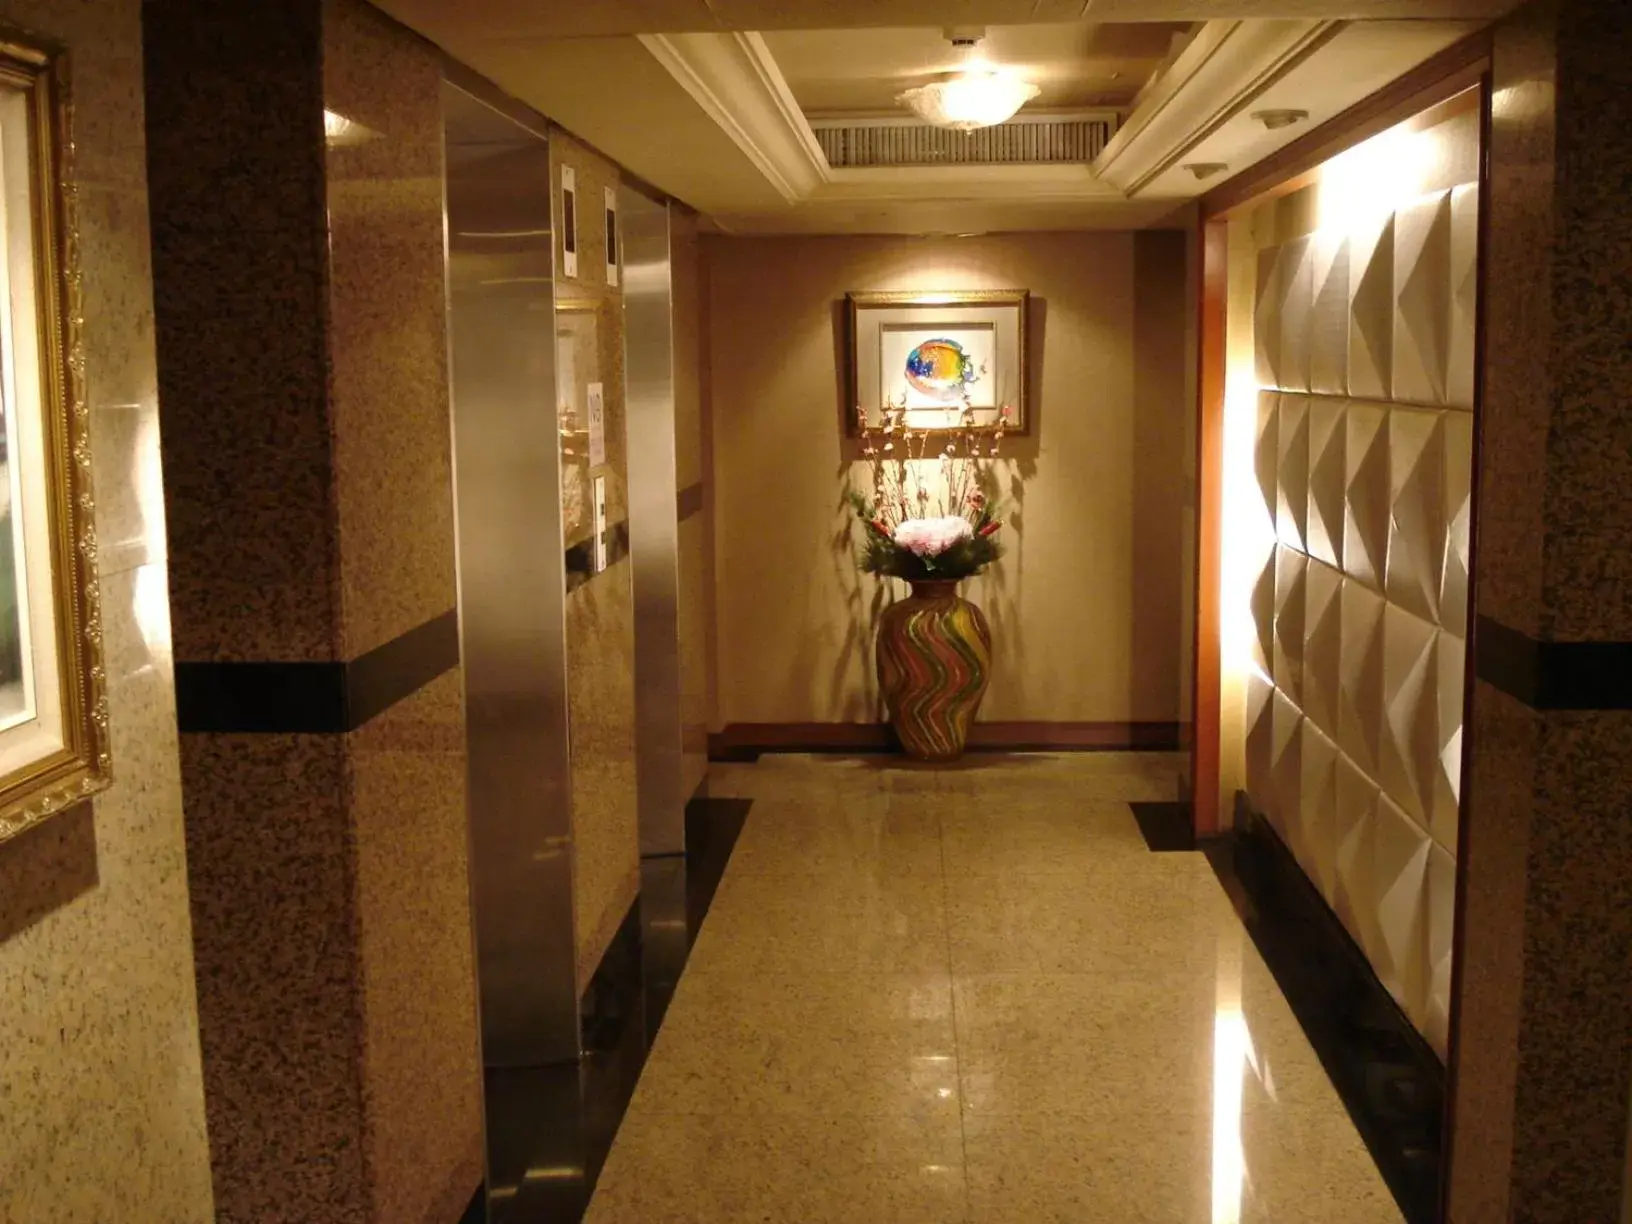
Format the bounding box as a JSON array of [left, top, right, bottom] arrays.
[[621, 185, 686, 857], [443, 83, 580, 1065]]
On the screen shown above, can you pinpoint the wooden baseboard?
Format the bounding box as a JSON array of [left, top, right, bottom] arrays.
[[708, 721, 1188, 761]]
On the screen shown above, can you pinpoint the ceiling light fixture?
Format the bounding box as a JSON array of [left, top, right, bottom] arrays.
[[1183, 162, 1229, 181], [1252, 108, 1310, 131], [898, 29, 1039, 132]]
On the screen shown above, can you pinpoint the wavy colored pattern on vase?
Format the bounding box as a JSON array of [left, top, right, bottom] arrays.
[[876, 580, 992, 761]]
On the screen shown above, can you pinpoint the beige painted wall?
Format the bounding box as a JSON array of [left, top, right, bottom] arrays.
[[704, 231, 1191, 727], [0, 0, 215, 1219]]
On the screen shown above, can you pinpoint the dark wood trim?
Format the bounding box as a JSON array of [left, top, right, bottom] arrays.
[[1191, 215, 1228, 838], [1200, 29, 1493, 221], [708, 721, 1187, 760]]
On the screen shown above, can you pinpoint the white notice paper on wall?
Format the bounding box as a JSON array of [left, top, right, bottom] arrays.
[[587, 381, 606, 468]]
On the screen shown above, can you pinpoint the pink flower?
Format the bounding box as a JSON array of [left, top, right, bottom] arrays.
[[894, 516, 974, 557]]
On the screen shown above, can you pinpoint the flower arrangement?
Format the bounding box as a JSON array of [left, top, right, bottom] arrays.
[[847, 397, 1008, 582]]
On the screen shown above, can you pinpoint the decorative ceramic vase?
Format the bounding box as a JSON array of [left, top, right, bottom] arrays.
[[876, 579, 992, 762]]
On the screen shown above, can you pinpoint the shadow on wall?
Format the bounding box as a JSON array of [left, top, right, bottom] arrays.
[[0, 802, 99, 942], [824, 297, 1047, 719]]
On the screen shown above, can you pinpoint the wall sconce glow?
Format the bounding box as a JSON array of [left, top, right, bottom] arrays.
[[899, 71, 1040, 131], [323, 108, 379, 147]]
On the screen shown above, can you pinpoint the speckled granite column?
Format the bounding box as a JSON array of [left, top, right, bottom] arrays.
[[1448, 1, 1632, 1220], [145, 1, 481, 1220]]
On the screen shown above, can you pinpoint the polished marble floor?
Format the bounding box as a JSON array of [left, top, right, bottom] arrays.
[[581, 754, 1405, 1224]]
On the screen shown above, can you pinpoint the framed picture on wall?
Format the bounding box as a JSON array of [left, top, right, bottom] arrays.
[[0, 36, 111, 844], [847, 290, 1029, 434]]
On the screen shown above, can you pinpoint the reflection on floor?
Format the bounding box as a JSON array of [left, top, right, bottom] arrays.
[[579, 754, 1404, 1224]]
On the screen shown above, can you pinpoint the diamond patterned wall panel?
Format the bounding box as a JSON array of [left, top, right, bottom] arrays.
[[1305, 396, 1346, 569], [1309, 231, 1350, 395], [1379, 603, 1439, 827], [1269, 687, 1304, 838], [1296, 720, 1340, 897], [1431, 631, 1466, 853], [1333, 751, 1380, 952], [1386, 407, 1448, 624], [1423, 842, 1456, 1058], [1251, 549, 1277, 679], [1303, 558, 1342, 738], [1255, 390, 1280, 525], [1337, 578, 1385, 777], [1275, 394, 1309, 552], [1255, 245, 1283, 388], [1440, 410, 1473, 638], [1348, 215, 1395, 400], [1277, 236, 1314, 393], [1273, 546, 1308, 708], [1372, 792, 1432, 1021], [1245, 666, 1276, 817], [1392, 189, 1453, 405], [1447, 183, 1479, 410], [1343, 400, 1390, 590]]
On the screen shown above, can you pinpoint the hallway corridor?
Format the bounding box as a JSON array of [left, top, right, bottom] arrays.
[[582, 755, 1403, 1224]]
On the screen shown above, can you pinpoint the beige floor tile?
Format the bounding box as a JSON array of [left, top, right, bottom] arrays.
[[947, 859, 1237, 975], [689, 870, 950, 976], [953, 972, 1218, 1118], [584, 1109, 968, 1224], [727, 798, 944, 876], [633, 972, 961, 1117], [940, 800, 1150, 874]]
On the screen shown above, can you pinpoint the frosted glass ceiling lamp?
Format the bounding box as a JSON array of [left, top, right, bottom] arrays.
[[898, 30, 1039, 132]]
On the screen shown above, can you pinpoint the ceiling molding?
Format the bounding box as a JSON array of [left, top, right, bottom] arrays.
[[638, 31, 830, 203], [813, 164, 1121, 203], [1093, 18, 1344, 198]]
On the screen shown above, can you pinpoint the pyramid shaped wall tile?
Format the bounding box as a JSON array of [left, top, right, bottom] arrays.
[[1273, 546, 1308, 708], [1333, 751, 1380, 951], [1277, 236, 1315, 393], [1305, 397, 1346, 569], [1303, 559, 1342, 739], [1392, 190, 1453, 405], [1309, 231, 1350, 395], [1343, 400, 1390, 590], [1348, 215, 1394, 399], [1432, 632, 1467, 853], [1297, 720, 1340, 898], [1245, 667, 1276, 817], [1447, 183, 1479, 410], [1440, 410, 1473, 638], [1255, 390, 1280, 528], [1423, 842, 1456, 1058], [1386, 407, 1448, 624], [1255, 244, 1284, 388], [1379, 603, 1439, 827], [1372, 792, 1432, 1020], [1276, 395, 1309, 552], [1337, 578, 1385, 777], [1251, 548, 1277, 678], [1269, 687, 1304, 837]]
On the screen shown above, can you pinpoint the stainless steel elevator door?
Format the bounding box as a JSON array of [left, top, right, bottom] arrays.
[[443, 84, 580, 1066]]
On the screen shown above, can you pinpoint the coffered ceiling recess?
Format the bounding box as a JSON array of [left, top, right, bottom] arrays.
[[376, 0, 1513, 233]]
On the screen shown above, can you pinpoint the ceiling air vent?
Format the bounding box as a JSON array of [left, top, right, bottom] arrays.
[[810, 111, 1119, 169]]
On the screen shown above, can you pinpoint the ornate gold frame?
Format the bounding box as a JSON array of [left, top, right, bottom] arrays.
[[846, 289, 1030, 436], [0, 34, 110, 844]]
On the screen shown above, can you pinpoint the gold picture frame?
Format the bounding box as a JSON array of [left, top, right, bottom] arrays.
[[846, 289, 1029, 435], [0, 33, 110, 844]]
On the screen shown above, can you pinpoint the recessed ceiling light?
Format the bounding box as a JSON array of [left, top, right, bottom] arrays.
[[1182, 162, 1229, 181], [1252, 108, 1310, 131]]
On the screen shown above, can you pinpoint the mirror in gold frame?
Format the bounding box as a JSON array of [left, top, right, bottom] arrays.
[[0, 33, 110, 844]]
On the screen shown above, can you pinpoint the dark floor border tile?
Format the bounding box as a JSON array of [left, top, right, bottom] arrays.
[[1130, 800, 1197, 851], [175, 609, 459, 733], [1207, 799, 1444, 1224], [1475, 614, 1632, 710], [477, 792, 751, 1224]]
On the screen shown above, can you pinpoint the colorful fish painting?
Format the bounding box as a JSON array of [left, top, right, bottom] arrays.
[[904, 338, 979, 403]]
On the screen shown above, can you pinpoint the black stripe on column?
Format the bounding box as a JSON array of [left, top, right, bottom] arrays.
[[1474, 614, 1632, 711], [564, 519, 630, 593], [677, 481, 704, 523], [176, 609, 460, 734]]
